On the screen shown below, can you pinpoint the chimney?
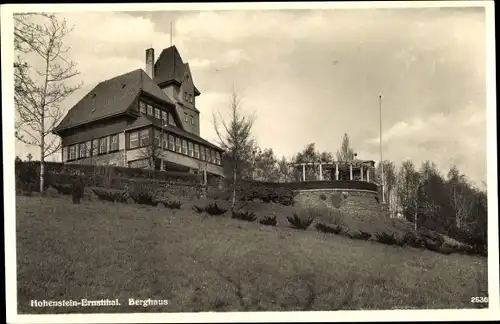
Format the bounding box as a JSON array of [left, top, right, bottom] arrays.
[[145, 48, 155, 79]]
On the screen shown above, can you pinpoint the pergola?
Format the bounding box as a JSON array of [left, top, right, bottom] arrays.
[[289, 160, 376, 182]]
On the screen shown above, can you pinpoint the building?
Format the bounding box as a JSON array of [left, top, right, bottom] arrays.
[[52, 46, 224, 177]]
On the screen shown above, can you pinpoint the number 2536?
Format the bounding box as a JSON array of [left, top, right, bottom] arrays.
[[471, 297, 488, 303]]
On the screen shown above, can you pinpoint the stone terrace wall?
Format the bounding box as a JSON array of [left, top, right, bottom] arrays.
[[295, 189, 384, 218]]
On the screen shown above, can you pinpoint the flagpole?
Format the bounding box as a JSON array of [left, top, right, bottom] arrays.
[[379, 94, 385, 204]]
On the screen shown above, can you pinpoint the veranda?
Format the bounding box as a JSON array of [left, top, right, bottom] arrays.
[[289, 160, 377, 182]]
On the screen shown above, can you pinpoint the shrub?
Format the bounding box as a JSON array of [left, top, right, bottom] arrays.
[[129, 190, 158, 206], [192, 205, 205, 214], [287, 213, 314, 230], [419, 228, 445, 246], [164, 200, 182, 209], [71, 177, 85, 204], [231, 210, 257, 222], [375, 232, 399, 245], [347, 230, 372, 240], [403, 232, 425, 249], [51, 183, 73, 195], [259, 215, 277, 226], [92, 188, 130, 203], [315, 222, 343, 234], [319, 193, 327, 201], [205, 202, 227, 216]]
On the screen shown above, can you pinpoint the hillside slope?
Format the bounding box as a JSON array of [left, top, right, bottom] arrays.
[[16, 196, 488, 313]]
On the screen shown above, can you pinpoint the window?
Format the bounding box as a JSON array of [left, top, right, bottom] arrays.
[[69, 145, 76, 160], [147, 104, 153, 116], [188, 94, 193, 103], [140, 101, 147, 114], [79, 143, 85, 159], [201, 146, 206, 161], [216, 152, 221, 165], [169, 133, 175, 151], [99, 137, 108, 154], [184, 112, 188, 122], [182, 139, 188, 155], [129, 132, 139, 149], [207, 148, 212, 163], [154, 107, 160, 119], [175, 137, 181, 153], [162, 131, 168, 149], [110, 134, 119, 151], [161, 110, 167, 123], [85, 141, 91, 157], [154, 129, 161, 147], [62, 147, 68, 162], [169, 112, 176, 126], [139, 129, 149, 146], [190, 115, 195, 125], [184, 92, 188, 101], [188, 142, 194, 157], [92, 139, 99, 156], [194, 144, 200, 159]]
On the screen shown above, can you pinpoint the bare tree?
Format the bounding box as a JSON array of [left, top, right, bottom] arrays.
[[14, 13, 82, 192], [336, 133, 355, 162], [447, 165, 475, 229], [136, 141, 161, 171], [376, 160, 397, 216], [213, 88, 255, 209]]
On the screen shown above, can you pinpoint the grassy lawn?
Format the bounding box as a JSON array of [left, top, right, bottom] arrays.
[[16, 195, 488, 313]]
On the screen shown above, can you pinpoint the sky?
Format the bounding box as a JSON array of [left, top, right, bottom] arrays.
[[12, 5, 489, 187]]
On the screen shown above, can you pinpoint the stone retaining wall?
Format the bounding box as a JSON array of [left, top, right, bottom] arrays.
[[294, 188, 384, 218]]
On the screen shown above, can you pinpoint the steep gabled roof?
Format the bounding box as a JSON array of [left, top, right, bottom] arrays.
[[53, 69, 181, 134], [154, 46, 201, 96]]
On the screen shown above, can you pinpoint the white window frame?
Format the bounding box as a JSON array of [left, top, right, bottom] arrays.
[[182, 139, 188, 155], [194, 144, 200, 159], [188, 142, 194, 157], [129, 132, 139, 149]]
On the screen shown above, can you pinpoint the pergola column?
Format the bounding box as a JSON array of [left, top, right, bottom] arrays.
[[360, 166, 364, 181], [367, 167, 370, 182], [302, 163, 306, 182], [349, 163, 353, 180], [335, 163, 339, 180], [319, 163, 323, 180]]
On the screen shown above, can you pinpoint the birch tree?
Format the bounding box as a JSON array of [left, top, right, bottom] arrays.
[[14, 13, 82, 192], [213, 88, 255, 209], [447, 165, 475, 229]]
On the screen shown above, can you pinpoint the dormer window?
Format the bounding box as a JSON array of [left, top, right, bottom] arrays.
[[140, 101, 146, 114], [184, 112, 188, 122]]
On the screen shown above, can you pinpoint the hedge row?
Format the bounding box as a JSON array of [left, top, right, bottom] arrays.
[[15, 161, 202, 189], [15, 161, 203, 193]]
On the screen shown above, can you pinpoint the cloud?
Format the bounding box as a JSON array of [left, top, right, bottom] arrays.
[[362, 104, 486, 183]]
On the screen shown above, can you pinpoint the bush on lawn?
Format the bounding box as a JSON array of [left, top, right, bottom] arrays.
[[259, 215, 277, 226], [192, 205, 205, 214], [129, 190, 158, 206], [347, 230, 372, 240], [71, 177, 85, 204], [205, 202, 227, 216], [403, 231, 426, 249], [51, 183, 73, 195], [315, 222, 343, 234], [375, 232, 399, 245], [92, 188, 130, 203], [287, 213, 314, 230], [163, 200, 182, 209], [232, 210, 257, 222]]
